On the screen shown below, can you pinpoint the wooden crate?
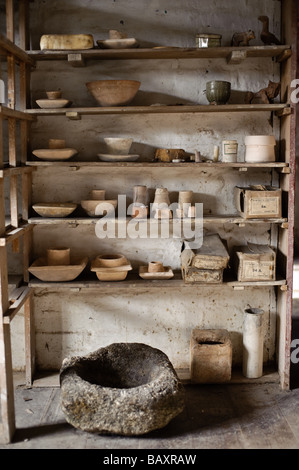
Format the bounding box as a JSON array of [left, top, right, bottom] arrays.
[[233, 243, 276, 282], [234, 185, 282, 219]]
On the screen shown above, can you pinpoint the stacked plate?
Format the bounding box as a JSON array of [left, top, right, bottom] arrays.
[[36, 90, 72, 109]]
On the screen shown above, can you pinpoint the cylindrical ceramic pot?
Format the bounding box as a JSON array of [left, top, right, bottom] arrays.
[[47, 247, 70, 266], [242, 308, 264, 378], [222, 140, 238, 162], [133, 185, 147, 205], [90, 189, 106, 200], [244, 135, 276, 162]]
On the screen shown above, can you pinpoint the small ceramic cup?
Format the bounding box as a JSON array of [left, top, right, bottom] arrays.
[[148, 261, 164, 273]]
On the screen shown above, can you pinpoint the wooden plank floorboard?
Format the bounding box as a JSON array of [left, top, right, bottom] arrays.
[[1, 383, 299, 448]]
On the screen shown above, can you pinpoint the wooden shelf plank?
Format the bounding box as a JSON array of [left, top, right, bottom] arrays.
[[26, 45, 291, 62], [0, 223, 34, 246], [28, 271, 287, 290], [28, 216, 288, 226], [0, 105, 35, 121], [0, 34, 34, 65], [3, 286, 31, 324], [0, 166, 35, 178], [25, 160, 289, 169], [25, 103, 289, 117]]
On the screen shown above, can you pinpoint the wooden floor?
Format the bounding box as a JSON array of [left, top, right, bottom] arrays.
[[1, 380, 299, 449]]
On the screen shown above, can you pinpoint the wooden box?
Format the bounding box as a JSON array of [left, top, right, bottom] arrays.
[[234, 185, 282, 219], [181, 234, 229, 283], [233, 243, 276, 282], [190, 329, 232, 384]]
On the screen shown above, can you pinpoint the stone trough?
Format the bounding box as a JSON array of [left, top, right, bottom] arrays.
[[60, 343, 185, 435]]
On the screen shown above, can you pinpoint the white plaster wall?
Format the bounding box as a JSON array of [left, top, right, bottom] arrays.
[[10, 0, 283, 371]]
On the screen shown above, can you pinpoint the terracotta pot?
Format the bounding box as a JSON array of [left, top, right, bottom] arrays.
[[131, 205, 148, 219], [47, 247, 70, 266], [48, 139, 66, 149], [133, 185, 147, 205], [86, 80, 141, 107], [148, 261, 164, 273], [152, 187, 170, 208], [178, 190, 193, 207]]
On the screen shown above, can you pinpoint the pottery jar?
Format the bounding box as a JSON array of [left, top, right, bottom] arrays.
[[47, 247, 70, 266], [48, 139, 66, 149], [205, 81, 231, 105], [133, 185, 147, 205], [222, 140, 238, 162], [244, 135, 276, 162], [90, 189, 106, 200], [242, 308, 264, 378]]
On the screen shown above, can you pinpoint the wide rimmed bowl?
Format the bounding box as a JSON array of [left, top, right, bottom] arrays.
[[86, 80, 141, 107], [28, 256, 88, 282], [81, 199, 117, 217], [32, 203, 77, 218]]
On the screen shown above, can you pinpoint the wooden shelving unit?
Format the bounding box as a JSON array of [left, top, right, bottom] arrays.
[[0, 0, 35, 445], [0, 0, 297, 444]]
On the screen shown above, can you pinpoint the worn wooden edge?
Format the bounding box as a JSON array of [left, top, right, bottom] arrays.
[[27, 216, 288, 226], [3, 286, 31, 323], [0, 33, 34, 65], [27, 270, 287, 290], [26, 45, 291, 62], [24, 103, 290, 117], [0, 105, 35, 121], [0, 223, 34, 246], [24, 160, 289, 169], [0, 166, 35, 178]]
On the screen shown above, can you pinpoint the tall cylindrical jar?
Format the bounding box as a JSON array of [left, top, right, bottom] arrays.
[[242, 308, 264, 378]]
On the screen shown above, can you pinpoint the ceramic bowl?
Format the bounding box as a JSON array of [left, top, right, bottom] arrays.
[[205, 81, 231, 105], [28, 257, 88, 282], [95, 254, 127, 268], [104, 137, 133, 155], [81, 199, 117, 217], [32, 203, 77, 218], [46, 91, 62, 100], [86, 80, 141, 107]]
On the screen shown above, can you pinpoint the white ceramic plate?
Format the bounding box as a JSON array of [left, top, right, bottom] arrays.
[[97, 154, 139, 162], [36, 99, 72, 109]]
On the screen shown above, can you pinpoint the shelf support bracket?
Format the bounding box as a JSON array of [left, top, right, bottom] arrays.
[[226, 50, 247, 65], [276, 49, 292, 63], [67, 53, 85, 67], [66, 111, 81, 120]]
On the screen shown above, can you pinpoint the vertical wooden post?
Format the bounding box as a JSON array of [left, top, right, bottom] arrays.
[[24, 293, 35, 386], [23, 228, 32, 283], [0, 246, 15, 444], [9, 174, 19, 228], [0, 179, 5, 236], [21, 170, 31, 221], [8, 118, 17, 166], [0, 117, 3, 169]]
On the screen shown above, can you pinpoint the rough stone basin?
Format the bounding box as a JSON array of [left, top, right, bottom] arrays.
[[60, 343, 185, 435]]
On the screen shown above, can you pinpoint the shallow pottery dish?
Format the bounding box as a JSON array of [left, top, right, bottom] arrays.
[[139, 266, 174, 280], [104, 137, 133, 155], [36, 99, 72, 109], [32, 203, 77, 218], [205, 81, 231, 105], [97, 38, 139, 49], [86, 80, 141, 107], [81, 199, 117, 217], [91, 256, 132, 281], [32, 148, 78, 161], [28, 256, 88, 282], [97, 154, 139, 162]]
